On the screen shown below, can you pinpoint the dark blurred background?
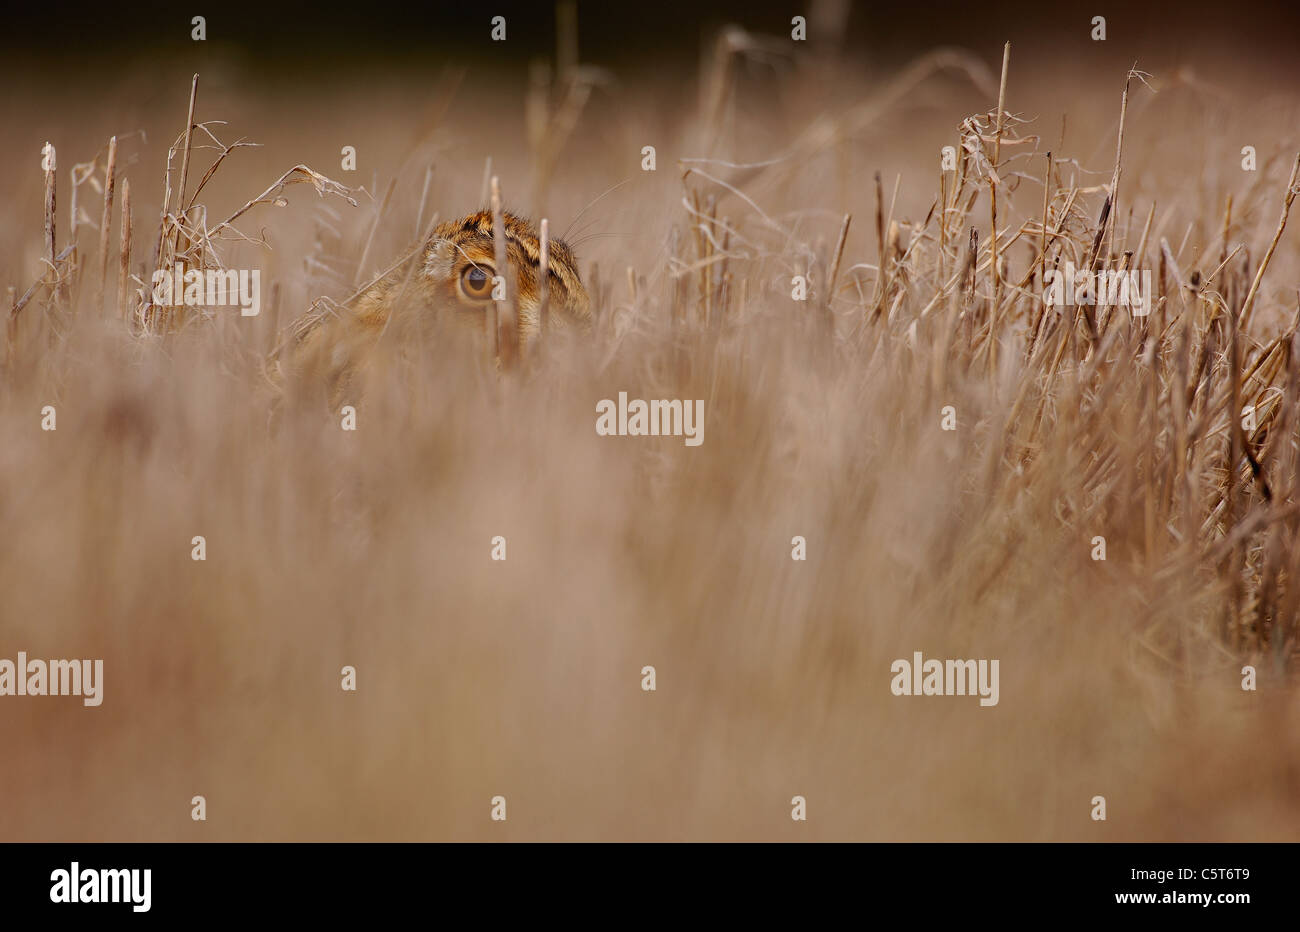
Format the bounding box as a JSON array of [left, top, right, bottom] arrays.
[[3, 0, 1300, 74]]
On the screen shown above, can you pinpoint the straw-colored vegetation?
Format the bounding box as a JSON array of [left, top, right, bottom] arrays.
[[1, 14, 1298, 840]]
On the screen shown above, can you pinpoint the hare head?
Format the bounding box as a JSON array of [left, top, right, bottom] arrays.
[[278, 210, 592, 406]]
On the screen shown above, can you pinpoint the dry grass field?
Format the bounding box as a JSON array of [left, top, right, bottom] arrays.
[[1, 5, 1299, 840]]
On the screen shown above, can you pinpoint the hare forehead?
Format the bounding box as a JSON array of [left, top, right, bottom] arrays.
[[423, 237, 497, 280]]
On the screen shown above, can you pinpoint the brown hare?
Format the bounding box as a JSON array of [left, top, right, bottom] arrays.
[[274, 210, 591, 406]]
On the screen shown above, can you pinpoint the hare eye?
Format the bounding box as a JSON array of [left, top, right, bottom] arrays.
[[459, 264, 494, 300]]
